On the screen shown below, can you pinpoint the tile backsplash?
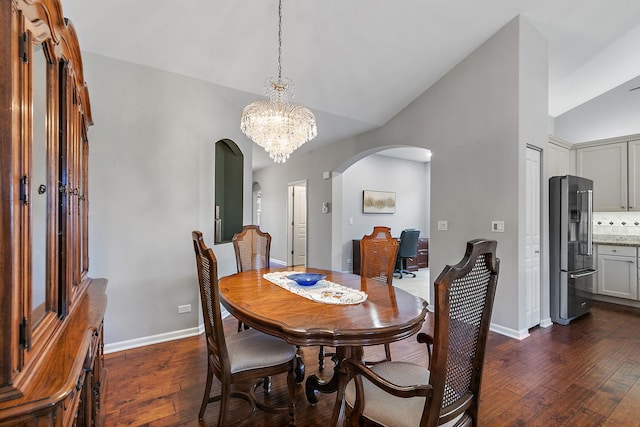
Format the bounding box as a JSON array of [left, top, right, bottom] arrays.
[[593, 212, 640, 236]]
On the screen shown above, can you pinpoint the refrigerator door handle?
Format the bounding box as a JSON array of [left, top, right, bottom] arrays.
[[586, 189, 593, 255], [569, 269, 598, 279]]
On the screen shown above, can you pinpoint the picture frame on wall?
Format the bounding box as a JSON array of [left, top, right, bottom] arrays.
[[363, 190, 396, 214]]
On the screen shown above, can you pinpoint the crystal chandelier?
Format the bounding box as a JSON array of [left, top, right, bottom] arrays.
[[240, 0, 317, 163]]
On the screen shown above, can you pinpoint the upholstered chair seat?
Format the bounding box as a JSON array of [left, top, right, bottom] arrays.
[[226, 328, 298, 374], [344, 362, 464, 427]]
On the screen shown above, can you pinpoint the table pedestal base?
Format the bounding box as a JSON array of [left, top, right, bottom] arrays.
[[305, 346, 364, 424]]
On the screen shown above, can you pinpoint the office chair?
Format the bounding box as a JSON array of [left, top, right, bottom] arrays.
[[394, 229, 420, 278]]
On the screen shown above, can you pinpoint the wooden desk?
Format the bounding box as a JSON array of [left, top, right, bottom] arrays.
[[218, 268, 428, 424], [352, 238, 428, 274]]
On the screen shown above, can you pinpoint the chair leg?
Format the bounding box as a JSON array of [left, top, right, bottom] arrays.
[[401, 269, 416, 278], [218, 380, 231, 427], [198, 364, 214, 420], [287, 360, 297, 426], [383, 343, 392, 362]]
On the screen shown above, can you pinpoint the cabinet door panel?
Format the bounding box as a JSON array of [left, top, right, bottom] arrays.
[[597, 254, 638, 300], [576, 143, 627, 211], [547, 142, 571, 177]]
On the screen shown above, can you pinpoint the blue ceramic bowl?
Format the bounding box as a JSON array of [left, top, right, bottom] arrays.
[[287, 273, 327, 286]]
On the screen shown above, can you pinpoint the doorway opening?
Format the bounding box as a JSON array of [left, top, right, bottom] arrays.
[[252, 182, 262, 226]]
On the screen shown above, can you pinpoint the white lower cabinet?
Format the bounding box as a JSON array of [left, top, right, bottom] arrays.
[[597, 245, 638, 300]]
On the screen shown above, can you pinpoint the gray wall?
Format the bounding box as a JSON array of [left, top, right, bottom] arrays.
[[85, 53, 253, 348], [338, 154, 429, 272], [554, 74, 640, 143], [86, 15, 548, 349], [256, 16, 549, 337]]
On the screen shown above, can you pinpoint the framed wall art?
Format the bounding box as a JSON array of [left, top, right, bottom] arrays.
[[362, 190, 396, 214]]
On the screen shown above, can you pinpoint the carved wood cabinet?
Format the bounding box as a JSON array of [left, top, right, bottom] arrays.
[[0, 0, 107, 425]]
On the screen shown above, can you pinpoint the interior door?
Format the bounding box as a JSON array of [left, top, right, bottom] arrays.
[[525, 146, 541, 328], [293, 185, 307, 266], [287, 181, 307, 267]]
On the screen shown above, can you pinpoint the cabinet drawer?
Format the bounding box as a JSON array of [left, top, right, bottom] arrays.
[[598, 245, 636, 257]]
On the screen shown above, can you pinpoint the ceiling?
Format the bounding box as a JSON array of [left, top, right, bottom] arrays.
[[60, 0, 640, 170]]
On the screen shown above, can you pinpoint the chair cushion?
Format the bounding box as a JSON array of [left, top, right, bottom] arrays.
[[345, 361, 463, 427], [226, 328, 297, 374]]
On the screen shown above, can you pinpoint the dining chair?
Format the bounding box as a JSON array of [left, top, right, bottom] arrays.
[[232, 225, 272, 331], [192, 231, 301, 426], [338, 239, 499, 427], [232, 224, 271, 272], [318, 226, 399, 370]]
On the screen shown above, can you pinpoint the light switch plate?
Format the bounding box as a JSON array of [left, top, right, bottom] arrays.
[[437, 220, 448, 231], [491, 221, 505, 232]]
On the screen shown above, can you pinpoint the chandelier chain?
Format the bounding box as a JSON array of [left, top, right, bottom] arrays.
[[277, 0, 282, 80]]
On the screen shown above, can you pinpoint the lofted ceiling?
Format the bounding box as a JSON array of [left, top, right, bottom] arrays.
[[60, 0, 640, 169]]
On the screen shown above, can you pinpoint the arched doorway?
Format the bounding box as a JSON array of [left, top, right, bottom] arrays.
[[330, 146, 432, 300]]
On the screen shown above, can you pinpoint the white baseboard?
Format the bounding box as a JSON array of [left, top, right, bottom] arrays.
[[539, 317, 553, 328], [104, 325, 204, 354], [490, 322, 530, 340]]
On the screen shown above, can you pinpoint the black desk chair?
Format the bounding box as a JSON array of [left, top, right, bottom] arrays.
[[394, 229, 420, 279]]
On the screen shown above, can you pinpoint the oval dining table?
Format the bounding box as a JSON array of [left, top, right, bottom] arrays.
[[218, 267, 430, 425]]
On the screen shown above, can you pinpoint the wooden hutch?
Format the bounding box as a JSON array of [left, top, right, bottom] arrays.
[[0, 0, 107, 425]]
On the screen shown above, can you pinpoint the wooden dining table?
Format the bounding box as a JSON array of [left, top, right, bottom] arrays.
[[218, 267, 430, 424]]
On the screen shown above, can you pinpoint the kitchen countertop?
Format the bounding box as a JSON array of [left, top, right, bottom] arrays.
[[593, 234, 640, 247]]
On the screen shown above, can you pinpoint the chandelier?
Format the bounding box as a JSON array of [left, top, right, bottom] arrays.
[[240, 0, 317, 163]]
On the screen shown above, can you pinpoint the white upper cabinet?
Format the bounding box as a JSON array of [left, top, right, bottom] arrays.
[[576, 142, 628, 211], [628, 139, 640, 211], [547, 137, 572, 178]]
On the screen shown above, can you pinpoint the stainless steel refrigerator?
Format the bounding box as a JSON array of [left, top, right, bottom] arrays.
[[549, 175, 596, 325]]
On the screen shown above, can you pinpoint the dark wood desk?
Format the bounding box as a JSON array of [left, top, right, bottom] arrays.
[[218, 267, 429, 424]]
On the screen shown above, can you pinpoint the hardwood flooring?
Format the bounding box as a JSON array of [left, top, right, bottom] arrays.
[[104, 301, 640, 426]]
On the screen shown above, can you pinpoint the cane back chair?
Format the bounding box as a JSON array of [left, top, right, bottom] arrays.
[[340, 239, 499, 427], [232, 225, 272, 331], [232, 225, 271, 272], [192, 231, 301, 426], [319, 226, 399, 370]]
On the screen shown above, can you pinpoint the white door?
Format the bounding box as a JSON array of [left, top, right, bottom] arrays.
[[293, 185, 307, 266], [525, 147, 541, 328], [287, 182, 307, 267]]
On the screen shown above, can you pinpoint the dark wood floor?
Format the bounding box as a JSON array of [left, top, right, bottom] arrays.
[[104, 301, 640, 426]]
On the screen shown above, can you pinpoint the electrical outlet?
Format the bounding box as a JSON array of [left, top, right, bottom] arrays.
[[347, 258, 352, 264], [178, 304, 191, 314]]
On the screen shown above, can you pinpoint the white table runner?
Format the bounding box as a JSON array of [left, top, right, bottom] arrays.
[[263, 271, 367, 305]]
